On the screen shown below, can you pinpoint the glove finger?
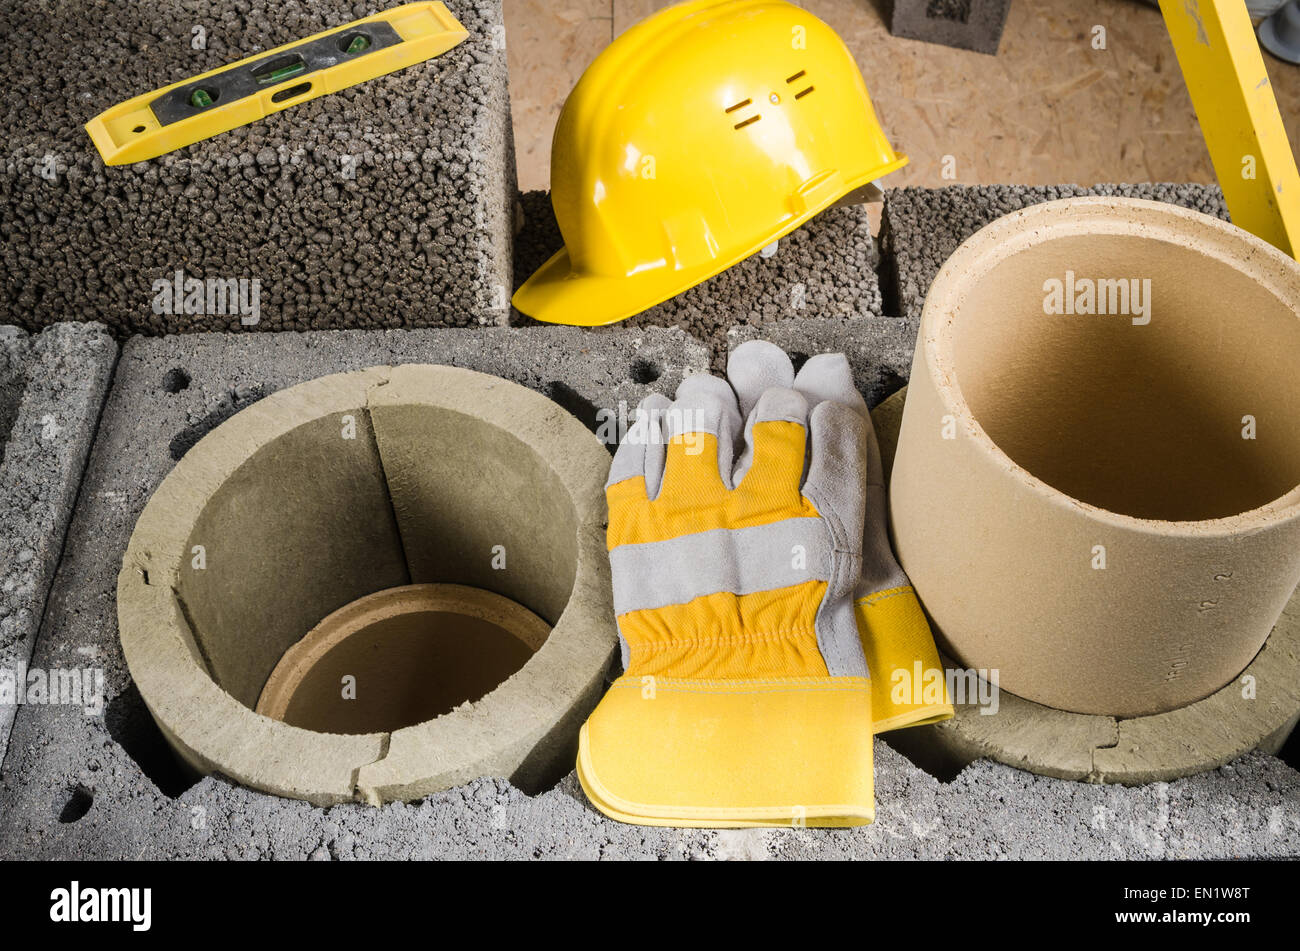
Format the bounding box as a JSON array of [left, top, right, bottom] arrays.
[[804, 400, 870, 678], [860, 408, 909, 594], [673, 372, 743, 488], [606, 392, 672, 498], [727, 340, 794, 420], [793, 352, 868, 419], [803, 400, 867, 598], [792, 353, 905, 591], [655, 373, 737, 501], [733, 386, 809, 493]]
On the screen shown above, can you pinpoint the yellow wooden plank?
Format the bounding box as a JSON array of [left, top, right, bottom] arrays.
[[1160, 0, 1300, 257]]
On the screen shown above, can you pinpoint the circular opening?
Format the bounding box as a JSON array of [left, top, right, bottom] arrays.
[[944, 221, 1300, 521], [173, 400, 580, 731], [629, 358, 660, 384], [121, 367, 617, 803], [256, 585, 549, 734], [161, 367, 191, 393]]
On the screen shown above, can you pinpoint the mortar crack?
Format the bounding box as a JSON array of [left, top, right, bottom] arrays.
[[351, 731, 393, 806], [171, 585, 218, 681], [361, 401, 413, 585], [1087, 717, 1121, 783]]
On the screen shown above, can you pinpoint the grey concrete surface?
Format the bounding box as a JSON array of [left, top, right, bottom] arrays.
[[5, 725, 1298, 858], [881, 183, 1231, 323], [515, 191, 885, 365], [0, 323, 117, 769], [727, 315, 915, 409], [0, 1, 514, 335]]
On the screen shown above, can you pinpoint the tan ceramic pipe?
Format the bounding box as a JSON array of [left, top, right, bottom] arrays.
[[890, 197, 1300, 718]]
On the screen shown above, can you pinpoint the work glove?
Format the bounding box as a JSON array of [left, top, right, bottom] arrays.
[[578, 341, 879, 827], [710, 343, 952, 734]]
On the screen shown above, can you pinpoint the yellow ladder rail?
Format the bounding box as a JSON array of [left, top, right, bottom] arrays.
[[1160, 0, 1300, 258]]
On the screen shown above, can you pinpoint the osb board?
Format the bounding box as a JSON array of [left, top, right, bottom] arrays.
[[505, 0, 614, 192], [504, 0, 1300, 193]]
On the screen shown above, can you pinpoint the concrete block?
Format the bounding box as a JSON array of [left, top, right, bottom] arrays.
[[0, 323, 117, 769], [515, 191, 885, 362], [881, 183, 1231, 323], [726, 315, 915, 409], [0, 324, 706, 852], [0, 1, 515, 335], [889, 0, 1011, 56]]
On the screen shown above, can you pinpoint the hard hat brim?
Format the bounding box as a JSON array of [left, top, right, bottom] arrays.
[[512, 156, 909, 327]]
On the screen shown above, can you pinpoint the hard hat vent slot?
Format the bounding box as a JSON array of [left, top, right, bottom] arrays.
[[786, 70, 814, 99], [726, 97, 760, 129]]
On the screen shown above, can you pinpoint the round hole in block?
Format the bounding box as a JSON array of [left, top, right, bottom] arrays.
[[119, 366, 617, 804], [256, 585, 550, 735], [162, 367, 191, 393]]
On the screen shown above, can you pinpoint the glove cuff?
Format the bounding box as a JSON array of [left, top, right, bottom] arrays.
[[577, 675, 874, 828], [856, 585, 956, 733]]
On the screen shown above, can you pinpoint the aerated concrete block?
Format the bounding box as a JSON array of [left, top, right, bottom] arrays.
[[0, 1, 515, 335], [0, 323, 117, 770], [514, 191, 886, 362], [889, 0, 1011, 55], [882, 183, 1231, 323]]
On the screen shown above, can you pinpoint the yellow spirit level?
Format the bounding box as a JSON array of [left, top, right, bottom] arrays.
[[85, 2, 468, 165]]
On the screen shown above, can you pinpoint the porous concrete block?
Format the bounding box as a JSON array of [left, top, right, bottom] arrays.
[[0, 323, 117, 769], [727, 316, 915, 409], [514, 190, 885, 361], [881, 183, 1231, 322], [0, 1, 515, 335], [889, 0, 1011, 55]]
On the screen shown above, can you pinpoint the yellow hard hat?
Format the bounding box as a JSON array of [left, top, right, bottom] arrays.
[[513, 0, 908, 327]]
